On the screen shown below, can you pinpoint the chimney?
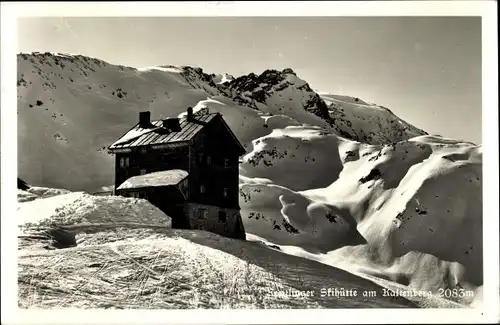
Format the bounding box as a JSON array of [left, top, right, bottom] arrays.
[[162, 117, 181, 132], [186, 107, 193, 121], [139, 111, 151, 128]]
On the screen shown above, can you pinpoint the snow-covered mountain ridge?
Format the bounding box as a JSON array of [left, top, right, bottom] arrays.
[[17, 51, 431, 191], [17, 52, 482, 307]]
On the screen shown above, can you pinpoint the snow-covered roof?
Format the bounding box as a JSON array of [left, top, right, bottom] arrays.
[[109, 112, 246, 155], [109, 114, 219, 150], [117, 170, 189, 190]]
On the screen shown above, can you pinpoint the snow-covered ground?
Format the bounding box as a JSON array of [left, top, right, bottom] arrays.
[[17, 52, 483, 309], [18, 192, 421, 309], [18, 229, 422, 309]]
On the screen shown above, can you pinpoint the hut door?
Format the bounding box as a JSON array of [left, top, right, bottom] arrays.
[[196, 208, 208, 230], [171, 205, 188, 229]]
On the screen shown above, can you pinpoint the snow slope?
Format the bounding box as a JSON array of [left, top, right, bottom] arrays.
[[18, 229, 420, 309], [321, 94, 427, 144], [240, 132, 482, 306], [17, 52, 482, 307]]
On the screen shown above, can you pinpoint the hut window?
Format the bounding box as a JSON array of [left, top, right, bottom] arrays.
[[218, 211, 226, 223], [223, 187, 228, 198], [120, 157, 130, 167], [140, 169, 147, 175], [200, 184, 206, 194], [197, 208, 208, 219]]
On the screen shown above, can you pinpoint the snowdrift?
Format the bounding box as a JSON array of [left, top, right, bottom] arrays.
[[18, 191, 172, 231], [239, 176, 364, 253]]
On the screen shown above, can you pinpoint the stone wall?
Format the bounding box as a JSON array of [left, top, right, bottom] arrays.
[[184, 202, 245, 240]]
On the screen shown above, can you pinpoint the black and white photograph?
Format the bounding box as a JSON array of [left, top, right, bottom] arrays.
[[1, 1, 498, 324]]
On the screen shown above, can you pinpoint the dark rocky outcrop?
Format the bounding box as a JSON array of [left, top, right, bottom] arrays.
[[18, 178, 30, 190]]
